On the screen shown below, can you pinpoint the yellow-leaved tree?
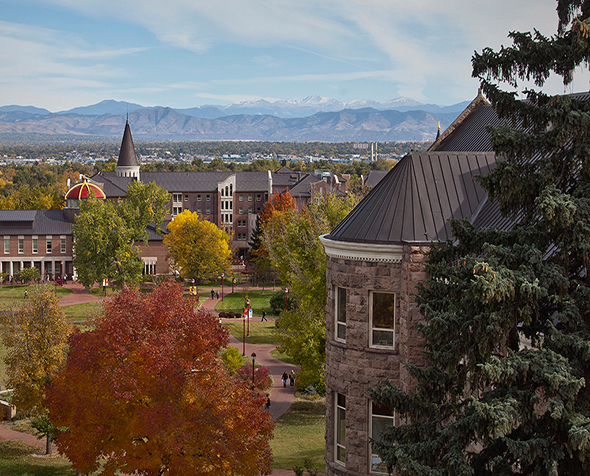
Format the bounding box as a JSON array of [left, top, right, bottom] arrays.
[[164, 210, 232, 284], [0, 284, 71, 454]]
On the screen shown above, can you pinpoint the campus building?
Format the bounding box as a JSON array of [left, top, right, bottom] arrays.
[[0, 121, 350, 280], [320, 90, 514, 476]]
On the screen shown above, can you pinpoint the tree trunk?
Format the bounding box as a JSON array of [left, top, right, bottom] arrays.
[[46, 434, 52, 455]]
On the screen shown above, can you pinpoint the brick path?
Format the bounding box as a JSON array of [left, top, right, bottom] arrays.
[[0, 283, 325, 475]]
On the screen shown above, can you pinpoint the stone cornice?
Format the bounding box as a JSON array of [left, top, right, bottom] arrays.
[[319, 235, 404, 263]]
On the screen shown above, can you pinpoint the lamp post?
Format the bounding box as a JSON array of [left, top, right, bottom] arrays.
[[221, 273, 225, 301], [242, 311, 246, 356], [250, 352, 257, 389], [285, 288, 288, 311]]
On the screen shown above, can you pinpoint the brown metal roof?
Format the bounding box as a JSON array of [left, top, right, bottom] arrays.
[[326, 152, 497, 244], [117, 120, 139, 167]]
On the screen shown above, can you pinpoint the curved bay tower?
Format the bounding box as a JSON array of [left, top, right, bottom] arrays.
[[320, 92, 506, 476]]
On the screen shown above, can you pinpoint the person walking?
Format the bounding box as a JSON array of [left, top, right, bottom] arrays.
[[282, 371, 288, 388], [289, 370, 295, 388], [261, 310, 267, 322], [216, 290, 220, 300], [265, 394, 271, 411], [211, 289, 215, 300]]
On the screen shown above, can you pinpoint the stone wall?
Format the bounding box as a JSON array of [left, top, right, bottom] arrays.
[[324, 244, 428, 476]]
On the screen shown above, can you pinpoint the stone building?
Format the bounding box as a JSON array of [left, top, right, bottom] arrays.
[[319, 91, 506, 476]]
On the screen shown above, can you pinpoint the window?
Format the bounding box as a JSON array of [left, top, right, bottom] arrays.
[[256, 194, 261, 201], [221, 189, 224, 197], [46, 237, 52, 254], [32, 238, 38, 254], [237, 220, 246, 228], [335, 287, 346, 342], [61, 237, 66, 253], [3, 237, 8, 254], [239, 195, 243, 201], [229, 214, 233, 222], [248, 194, 252, 202], [206, 208, 210, 214], [229, 201, 233, 209], [197, 194, 202, 201], [173, 193, 182, 203], [370, 292, 395, 348], [184, 194, 189, 201], [197, 208, 202, 214], [248, 207, 252, 213], [18, 238, 23, 254], [206, 194, 211, 201], [370, 402, 394, 473], [335, 393, 346, 465], [239, 207, 244, 214], [172, 206, 182, 216]]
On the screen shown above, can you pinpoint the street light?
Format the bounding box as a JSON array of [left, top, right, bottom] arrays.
[[250, 352, 257, 389], [285, 288, 288, 311]]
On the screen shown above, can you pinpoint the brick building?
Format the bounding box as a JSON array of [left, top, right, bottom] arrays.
[[319, 90, 513, 476]]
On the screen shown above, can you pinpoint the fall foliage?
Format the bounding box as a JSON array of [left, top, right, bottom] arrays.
[[0, 284, 70, 416], [46, 282, 274, 476], [164, 210, 232, 280]]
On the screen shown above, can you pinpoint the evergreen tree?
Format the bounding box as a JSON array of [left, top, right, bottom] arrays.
[[370, 2, 590, 474]]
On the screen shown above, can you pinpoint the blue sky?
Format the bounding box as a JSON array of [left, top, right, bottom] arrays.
[[0, 0, 586, 112]]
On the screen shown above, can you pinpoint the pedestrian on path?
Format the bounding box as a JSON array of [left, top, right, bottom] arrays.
[[216, 290, 220, 300], [211, 289, 215, 299], [262, 310, 267, 321], [282, 371, 288, 387], [289, 370, 295, 388], [265, 394, 271, 411]]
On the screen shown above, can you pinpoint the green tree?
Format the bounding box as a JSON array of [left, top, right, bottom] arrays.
[[264, 194, 357, 389], [73, 181, 169, 289], [19, 266, 40, 283], [370, 3, 590, 474], [0, 284, 70, 454], [163, 210, 232, 283]]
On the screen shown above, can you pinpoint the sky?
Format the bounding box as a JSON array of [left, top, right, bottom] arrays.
[[0, 0, 588, 112]]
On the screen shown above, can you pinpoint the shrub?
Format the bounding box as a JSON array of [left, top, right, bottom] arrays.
[[235, 364, 273, 391], [221, 347, 244, 375], [270, 290, 295, 314]]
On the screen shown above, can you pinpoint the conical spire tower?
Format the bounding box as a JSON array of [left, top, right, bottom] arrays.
[[116, 119, 140, 180]]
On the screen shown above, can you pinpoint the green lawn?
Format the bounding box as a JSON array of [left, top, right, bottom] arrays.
[[0, 285, 72, 299], [61, 302, 102, 322], [224, 321, 278, 345], [0, 440, 76, 476], [214, 290, 278, 317], [271, 396, 326, 472]]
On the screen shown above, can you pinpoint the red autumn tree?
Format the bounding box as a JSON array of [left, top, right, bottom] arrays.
[[46, 282, 274, 476], [259, 188, 296, 225]]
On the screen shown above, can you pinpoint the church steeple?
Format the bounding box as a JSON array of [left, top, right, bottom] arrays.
[[116, 119, 140, 180]]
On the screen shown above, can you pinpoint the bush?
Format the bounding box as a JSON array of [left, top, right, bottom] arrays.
[[221, 347, 244, 375], [235, 364, 272, 391], [270, 290, 295, 314]]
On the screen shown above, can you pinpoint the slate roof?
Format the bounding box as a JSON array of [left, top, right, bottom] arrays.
[[364, 170, 388, 188], [0, 210, 73, 235], [327, 152, 497, 244], [117, 121, 139, 167]]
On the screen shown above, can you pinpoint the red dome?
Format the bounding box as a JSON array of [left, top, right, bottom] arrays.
[[65, 182, 106, 200]]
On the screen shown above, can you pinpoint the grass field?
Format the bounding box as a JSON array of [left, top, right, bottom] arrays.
[[271, 396, 326, 472], [0, 440, 76, 476], [61, 302, 102, 322], [224, 321, 278, 345], [214, 290, 279, 317], [0, 285, 72, 299]]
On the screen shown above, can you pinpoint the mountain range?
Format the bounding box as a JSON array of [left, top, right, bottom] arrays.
[[0, 97, 469, 142]]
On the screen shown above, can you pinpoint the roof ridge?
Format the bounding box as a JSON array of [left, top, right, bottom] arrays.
[[428, 89, 489, 151]]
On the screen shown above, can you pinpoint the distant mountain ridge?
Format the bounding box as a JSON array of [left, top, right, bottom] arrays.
[[0, 105, 457, 142], [2, 96, 470, 119]]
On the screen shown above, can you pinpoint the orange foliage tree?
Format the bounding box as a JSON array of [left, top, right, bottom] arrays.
[[46, 282, 274, 476]]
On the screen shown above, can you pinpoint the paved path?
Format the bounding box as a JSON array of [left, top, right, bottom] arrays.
[[0, 284, 324, 475]]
